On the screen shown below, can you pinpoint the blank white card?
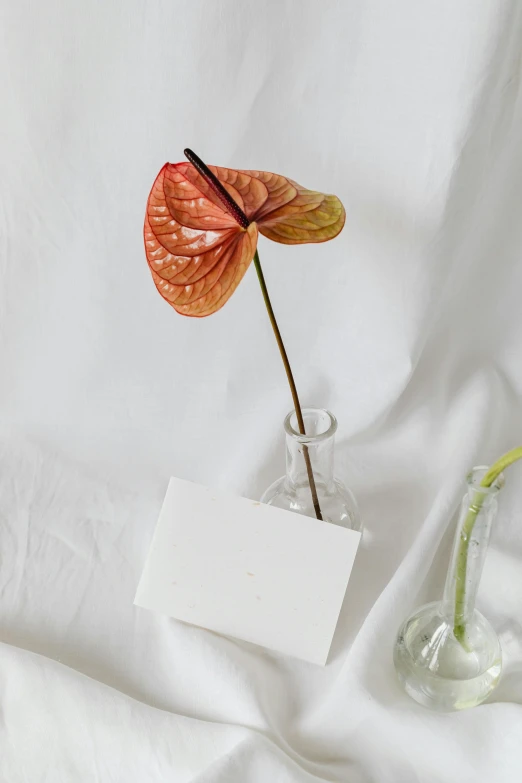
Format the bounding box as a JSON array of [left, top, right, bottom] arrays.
[[135, 478, 361, 665]]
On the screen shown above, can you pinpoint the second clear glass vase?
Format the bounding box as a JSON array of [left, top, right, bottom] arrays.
[[393, 467, 503, 711], [260, 408, 361, 532]]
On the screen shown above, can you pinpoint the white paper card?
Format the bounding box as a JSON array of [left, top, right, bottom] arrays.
[[135, 478, 361, 665]]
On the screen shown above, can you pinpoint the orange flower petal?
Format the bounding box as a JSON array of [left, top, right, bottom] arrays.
[[257, 181, 345, 245], [144, 163, 258, 316], [163, 164, 239, 231], [144, 160, 345, 317], [240, 170, 297, 222], [148, 222, 258, 317]]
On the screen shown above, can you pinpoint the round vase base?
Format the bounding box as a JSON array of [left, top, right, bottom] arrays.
[[393, 602, 502, 711]]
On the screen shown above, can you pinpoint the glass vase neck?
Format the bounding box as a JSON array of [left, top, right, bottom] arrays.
[[442, 466, 504, 628], [465, 466, 505, 498], [284, 408, 336, 491]]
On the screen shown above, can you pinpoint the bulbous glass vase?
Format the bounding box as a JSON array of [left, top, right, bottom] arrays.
[[393, 467, 504, 711], [261, 408, 361, 532]]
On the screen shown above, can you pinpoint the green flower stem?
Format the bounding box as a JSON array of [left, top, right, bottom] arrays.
[[481, 447, 522, 488], [454, 446, 522, 647], [252, 250, 323, 521], [453, 492, 487, 647]]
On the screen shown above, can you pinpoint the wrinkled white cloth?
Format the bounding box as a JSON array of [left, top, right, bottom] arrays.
[[1, 0, 522, 780]]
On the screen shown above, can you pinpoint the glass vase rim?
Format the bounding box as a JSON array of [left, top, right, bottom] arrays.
[[284, 407, 338, 444], [466, 465, 505, 494]]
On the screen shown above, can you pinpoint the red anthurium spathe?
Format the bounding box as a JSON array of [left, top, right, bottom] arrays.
[[144, 161, 345, 317]]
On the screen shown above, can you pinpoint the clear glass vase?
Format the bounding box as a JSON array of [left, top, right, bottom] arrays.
[[393, 467, 504, 711], [260, 408, 361, 531]]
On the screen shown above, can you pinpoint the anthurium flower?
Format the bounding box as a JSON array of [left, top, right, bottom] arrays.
[[143, 149, 345, 521], [144, 159, 345, 317]]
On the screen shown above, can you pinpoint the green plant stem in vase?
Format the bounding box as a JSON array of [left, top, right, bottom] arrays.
[[453, 446, 522, 647], [251, 250, 322, 519]]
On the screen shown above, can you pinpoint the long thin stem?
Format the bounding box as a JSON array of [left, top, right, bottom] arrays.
[[481, 447, 522, 488], [453, 493, 485, 647], [454, 446, 522, 646], [183, 149, 323, 521], [253, 251, 323, 520]]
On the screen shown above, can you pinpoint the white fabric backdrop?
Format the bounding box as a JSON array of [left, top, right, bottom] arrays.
[[1, 0, 522, 780]]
